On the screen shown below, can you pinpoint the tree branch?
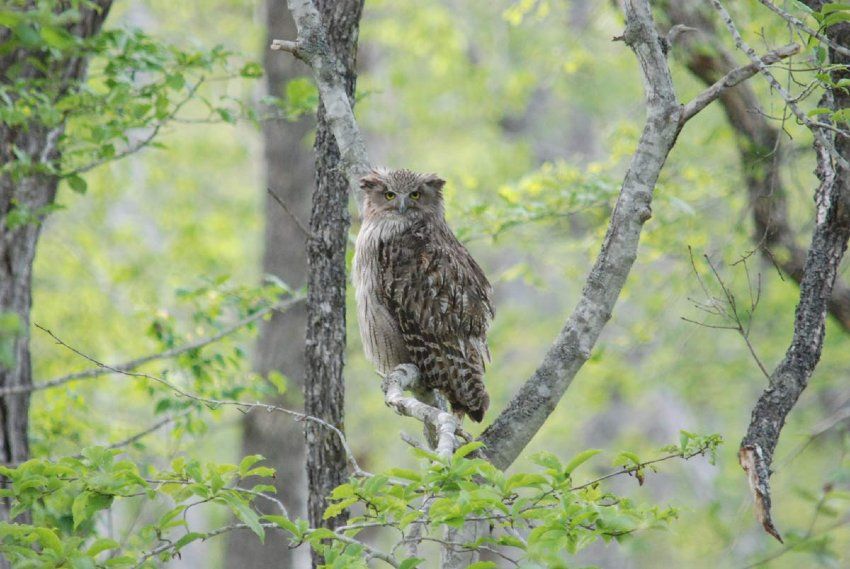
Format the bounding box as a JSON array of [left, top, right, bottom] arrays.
[[478, 0, 686, 470], [381, 365, 458, 461], [271, 0, 371, 213], [34, 323, 369, 478], [0, 295, 303, 398], [682, 43, 800, 121], [706, 0, 850, 542]]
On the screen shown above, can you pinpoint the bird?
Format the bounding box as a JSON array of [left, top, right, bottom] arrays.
[[352, 168, 494, 422]]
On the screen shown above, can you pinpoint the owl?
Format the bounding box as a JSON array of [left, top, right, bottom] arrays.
[[352, 168, 495, 422]]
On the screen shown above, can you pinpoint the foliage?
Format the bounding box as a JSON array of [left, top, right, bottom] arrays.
[[6, 0, 850, 568], [0, 432, 720, 568], [1, 0, 265, 195]]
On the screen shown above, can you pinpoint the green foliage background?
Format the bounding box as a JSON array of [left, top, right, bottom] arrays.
[[9, 0, 850, 567]]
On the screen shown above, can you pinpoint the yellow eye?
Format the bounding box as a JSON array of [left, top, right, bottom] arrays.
[[384, 191, 396, 201], [410, 191, 420, 200]]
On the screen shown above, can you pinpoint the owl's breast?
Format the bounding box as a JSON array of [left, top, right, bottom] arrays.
[[353, 220, 410, 373]]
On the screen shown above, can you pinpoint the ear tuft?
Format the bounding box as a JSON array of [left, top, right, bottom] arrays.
[[359, 172, 385, 190], [423, 174, 446, 191]]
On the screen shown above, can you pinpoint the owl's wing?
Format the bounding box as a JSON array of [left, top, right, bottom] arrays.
[[378, 220, 494, 420], [379, 221, 494, 346]]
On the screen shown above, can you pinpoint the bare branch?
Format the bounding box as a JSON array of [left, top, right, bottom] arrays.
[[478, 0, 684, 470], [682, 43, 800, 121], [267, 187, 311, 239], [271, 0, 371, 212], [382, 365, 458, 461], [0, 295, 303, 398], [34, 323, 369, 478]]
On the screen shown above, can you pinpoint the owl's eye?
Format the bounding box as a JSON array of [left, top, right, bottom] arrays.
[[384, 191, 396, 201], [409, 191, 420, 200]]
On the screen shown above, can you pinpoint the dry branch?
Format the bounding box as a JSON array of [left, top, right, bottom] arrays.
[[35, 323, 369, 478], [0, 296, 304, 398], [381, 365, 458, 460], [706, 0, 850, 541], [271, 0, 370, 213]]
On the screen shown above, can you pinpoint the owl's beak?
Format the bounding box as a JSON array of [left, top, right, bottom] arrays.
[[397, 196, 409, 214]]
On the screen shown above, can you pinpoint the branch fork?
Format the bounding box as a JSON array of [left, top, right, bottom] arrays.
[[381, 364, 459, 460]]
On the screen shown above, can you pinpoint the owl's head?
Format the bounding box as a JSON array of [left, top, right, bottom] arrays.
[[360, 168, 446, 222]]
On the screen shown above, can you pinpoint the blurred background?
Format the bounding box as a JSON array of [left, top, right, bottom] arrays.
[[27, 0, 850, 567]]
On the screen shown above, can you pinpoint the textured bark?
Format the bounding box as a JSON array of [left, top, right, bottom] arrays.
[[661, 0, 850, 332], [737, 8, 850, 541], [0, 1, 113, 534], [272, 0, 371, 211], [303, 1, 364, 567], [478, 0, 684, 471], [224, 2, 313, 567]]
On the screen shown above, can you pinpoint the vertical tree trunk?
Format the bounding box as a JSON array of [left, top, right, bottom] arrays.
[[224, 2, 313, 567], [304, 1, 364, 566], [0, 3, 113, 534]]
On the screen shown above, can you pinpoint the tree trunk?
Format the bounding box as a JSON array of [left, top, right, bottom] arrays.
[[0, 2, 113, 534], [224, 2, 313, 568], [304, 1, 364, 566]]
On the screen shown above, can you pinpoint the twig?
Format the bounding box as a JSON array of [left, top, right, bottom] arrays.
[[267, 187, 310, 239], [682, 43, 801, 121], [756, 0, 850, 58], [0, 296, 303, 398], [382, 364, 458, 461], [34, 323, 369, 478]]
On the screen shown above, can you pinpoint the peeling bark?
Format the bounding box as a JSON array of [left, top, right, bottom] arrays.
[[736, 4, 850, 541]]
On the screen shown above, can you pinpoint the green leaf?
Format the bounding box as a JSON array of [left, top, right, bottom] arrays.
[[87, 538, 120, 557], [564, 449, 602, 474], [222, 492, 265, 541], [266, 370, 288, 394], [240, 62, 264, 78], [263, 514, 301, 538], [33, 527, 62, 555], [612, 451, 641, 467], [166, 74, 185, 90], [467, 563, 497, 569], [239, 455, 265, 477], [454, 441, 484, 459], [399, 558, 424, 569], [530, 451, 563, 471], [173, 532, 204, 551], [323, 496, 356, 520], [67, 174, 88, 194], [40, 26, 75, 50], [72, 491, 91, 529], [821, 3, 850, 14], [808, 108, 832, 117], [387, 468, 421, 482]]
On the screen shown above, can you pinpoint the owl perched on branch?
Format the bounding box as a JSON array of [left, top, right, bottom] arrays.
[[353, 168, 494, 422]]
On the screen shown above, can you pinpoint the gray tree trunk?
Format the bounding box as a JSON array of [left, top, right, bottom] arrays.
[[304, 1, 364, 567], [0, 1, 113, 529], [224, 2, 313, 568]]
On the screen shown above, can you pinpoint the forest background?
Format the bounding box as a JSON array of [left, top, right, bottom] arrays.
[[3, 0, 850, 568]]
